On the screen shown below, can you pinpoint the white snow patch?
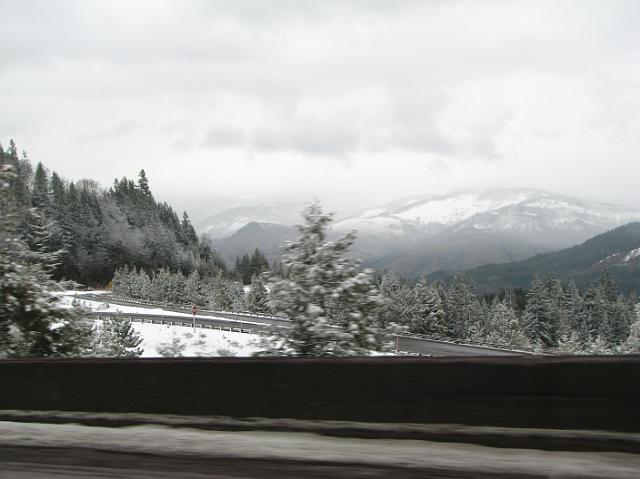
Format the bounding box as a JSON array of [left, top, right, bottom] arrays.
[[128, 321, 260, 357], [360, 208, 386, 218], [624, 247, 640, 263], [597, 253, 619, 264], [394, 193, 529, 225]]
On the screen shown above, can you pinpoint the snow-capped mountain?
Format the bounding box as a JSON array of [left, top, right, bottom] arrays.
[[334, 189, 640, 240], [332, 189, 640, 277], [195, 203, 303, 239], [194, 189, 640, 277]]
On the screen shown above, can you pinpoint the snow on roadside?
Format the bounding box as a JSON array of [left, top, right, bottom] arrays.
[[57, 293, 264, 325], [130, 321, 260, 358], [58, 292, 262, 357]]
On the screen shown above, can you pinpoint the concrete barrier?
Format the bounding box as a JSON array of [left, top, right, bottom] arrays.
[[0, 356, 638, 432]]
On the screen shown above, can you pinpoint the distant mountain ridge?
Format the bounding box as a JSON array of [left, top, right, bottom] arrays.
[[428, 222, 640, 294], [196, 202, 302, 239], [195, 189, 640, 275], [210, 222, 298, 265], [332, 189, 640, 277]]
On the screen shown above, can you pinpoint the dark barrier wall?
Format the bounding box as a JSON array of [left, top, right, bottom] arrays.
[[1, 356, 639, 432]]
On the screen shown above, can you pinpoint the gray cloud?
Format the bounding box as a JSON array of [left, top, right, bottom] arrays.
[[203, 126, 247, 148], [77, 120, 140, 144], [1, 0, 640, 211]]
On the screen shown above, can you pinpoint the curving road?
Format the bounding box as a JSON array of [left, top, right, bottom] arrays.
[[80, 294, 526, 357]]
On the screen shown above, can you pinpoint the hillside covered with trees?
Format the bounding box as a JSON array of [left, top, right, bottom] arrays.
[[429, 222, 640, 294], [0, 140, 227, 286]]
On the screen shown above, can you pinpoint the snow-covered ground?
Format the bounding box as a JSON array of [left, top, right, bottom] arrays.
[[129, 322, 260, 357], [58, 292, 262, 357]]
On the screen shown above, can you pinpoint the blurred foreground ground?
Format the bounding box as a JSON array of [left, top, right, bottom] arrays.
[[1, 417, 639, 478]]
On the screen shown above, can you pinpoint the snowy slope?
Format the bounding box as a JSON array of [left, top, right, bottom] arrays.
[[331, 189, 640, 277], [58, 294, 261, 357], [334, 189, 640, 236], [129, 322, 259, 357], [394, 191, 530, 225]]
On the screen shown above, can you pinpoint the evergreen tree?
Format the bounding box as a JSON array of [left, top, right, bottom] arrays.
[[235, 254, 253, 284], [137, 169, 151, 196], [0, 164, 93, 357], [180, 212, 198, 245], [259, 203, 395, 356], [246, 274, 270, 314], [624, 314, 640, 353], [209, 274, 244, 311], [250, 248, 270, 277], [183, 271, 204, 306], [31, 162, 50, 211], [92, 318, 143, 357], [446, 273, 477, 339], [544, 274, 564, 342], [379, 274, 416, 329], [410, 279, 447, 337], [522, 278, 556, 348], [602, 294, 634, 346], [484, 298, 529, 349]]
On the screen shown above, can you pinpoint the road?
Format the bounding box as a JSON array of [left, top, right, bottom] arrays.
[[80, 293, 526, 357], [2, 421, 639, 478], [395, 335, 520, 356]]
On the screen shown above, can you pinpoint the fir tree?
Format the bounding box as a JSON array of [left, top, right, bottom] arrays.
[[602, 294, 634, 346], [0, 164, 92, 357], [183, 271, 204, 306], [31, 162, 50, 211], [92, 318, 143, 357], [250, 248, 270, 277], [180, 212, 198, 245], [446, 273, 477, 339], [246, 274, 270, 314], [259, 203, 395, 356], [522, 278, 555, 348], [410, 279, 447, 337], [624, 314, 640, 353], [484, 298, 529, 349], [379, 274, 416, 329], [137, 169, 151, 196]]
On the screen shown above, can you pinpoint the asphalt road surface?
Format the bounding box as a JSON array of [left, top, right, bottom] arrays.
[[2, 421, 639, 479], [0, 449, 484, 479], [396, 335, 521, 356]]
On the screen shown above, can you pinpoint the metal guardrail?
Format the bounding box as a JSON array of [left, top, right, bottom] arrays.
[[90, 311, 272, 336], [105, 295, 286, 321]]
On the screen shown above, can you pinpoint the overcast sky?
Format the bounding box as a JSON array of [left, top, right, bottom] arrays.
[[1, 0, 639, 219]]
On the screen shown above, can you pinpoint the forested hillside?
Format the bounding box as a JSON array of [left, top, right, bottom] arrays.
[[0, 140, 226, 286], [430, 222, 640, 294]]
